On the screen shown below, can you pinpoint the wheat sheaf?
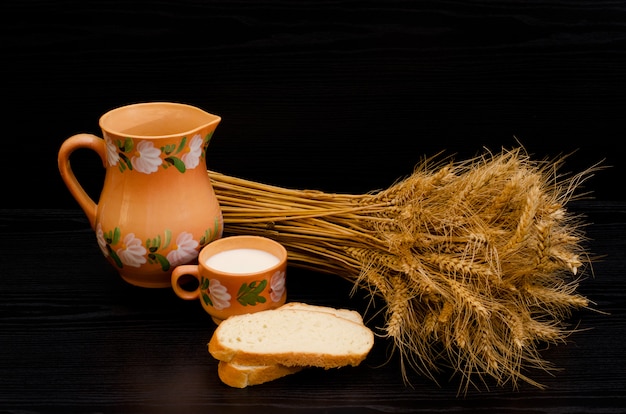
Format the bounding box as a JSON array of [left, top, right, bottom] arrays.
[[207, 147, 602, 392]]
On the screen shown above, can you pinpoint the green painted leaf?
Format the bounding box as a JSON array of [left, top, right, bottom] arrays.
[[119, 153, 132, 171], [146, 234, 161, 252], [163, 229, 172, 249], [200, 277, 210, 290], [202, 292, 212, 306], [124, 138, 134, 152], [201, 216, 222, 245], [112, 227, 121, 245], [176, 136, 187, 154], [108, 248, 123, 268], [164, 157, 186, 173], [153, 253, 170, 271], [152, 234, 161, 249], [249, 280, 265, 294], [237, 282, 250, 296], [162, 143, 176, 155], [237, 280, 268, 306]]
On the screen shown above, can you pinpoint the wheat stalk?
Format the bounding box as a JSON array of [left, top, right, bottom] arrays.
[[207, 147, 601, 392]]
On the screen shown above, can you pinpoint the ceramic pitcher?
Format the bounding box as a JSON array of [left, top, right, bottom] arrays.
[[58, 102, 224, 288]]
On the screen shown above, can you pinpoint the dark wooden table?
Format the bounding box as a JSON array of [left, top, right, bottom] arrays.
[[1, 203, 624, 413]]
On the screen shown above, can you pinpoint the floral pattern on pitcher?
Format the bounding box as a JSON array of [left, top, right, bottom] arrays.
[[95, 218, 221, 271], [103, 132, 214, 174]]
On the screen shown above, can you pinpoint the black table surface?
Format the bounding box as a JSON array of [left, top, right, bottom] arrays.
[[1, 203, 624, 413]]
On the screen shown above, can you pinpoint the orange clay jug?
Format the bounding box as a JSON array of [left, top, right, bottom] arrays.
[[58, 102, 224, 288]]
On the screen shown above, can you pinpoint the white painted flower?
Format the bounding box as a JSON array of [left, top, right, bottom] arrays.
[[269, 270, 286, 302], [116, 233, 147, 267], [131, 140, 162, 174], [209, 279, 231, 310], [166, 232, 199, 267], [104, 133, 120, 167], [181, 133, 203, 170], [96, 222, 108, 257]]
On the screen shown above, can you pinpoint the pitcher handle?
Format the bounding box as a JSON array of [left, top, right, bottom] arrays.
[[58, 133, 106, 229]]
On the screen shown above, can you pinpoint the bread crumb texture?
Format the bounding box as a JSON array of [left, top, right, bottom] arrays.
[[208, 304, 374, 369]]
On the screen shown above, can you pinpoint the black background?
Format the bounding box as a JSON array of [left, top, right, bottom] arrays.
[[2, 2, 626, 411], [3, 0, 625, 209]]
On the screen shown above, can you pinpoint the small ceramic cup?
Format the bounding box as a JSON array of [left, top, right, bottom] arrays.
[[171, 235, 287, 324]]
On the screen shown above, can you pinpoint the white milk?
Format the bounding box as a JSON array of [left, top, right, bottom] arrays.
[[205, 248, 280, 274]]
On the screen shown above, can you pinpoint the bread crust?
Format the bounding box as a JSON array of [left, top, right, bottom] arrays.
[[279, 302, 363, 324], [217, 361, 303, 388], [209, 337, 370, 368]]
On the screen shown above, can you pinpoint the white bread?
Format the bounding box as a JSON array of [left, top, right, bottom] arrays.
[[214, 302, 370, 387], [217, 361, 304, 388], [208, 302, 374, 377]]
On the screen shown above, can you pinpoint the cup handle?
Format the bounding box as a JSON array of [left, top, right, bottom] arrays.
[[57, 133, 106, 229], [171, 265, 201, 300]]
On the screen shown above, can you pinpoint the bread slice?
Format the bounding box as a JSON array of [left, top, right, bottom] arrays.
[[217, 361, 304, 388], [214, 302, 369, 387], [208, 303, 374, 370]]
